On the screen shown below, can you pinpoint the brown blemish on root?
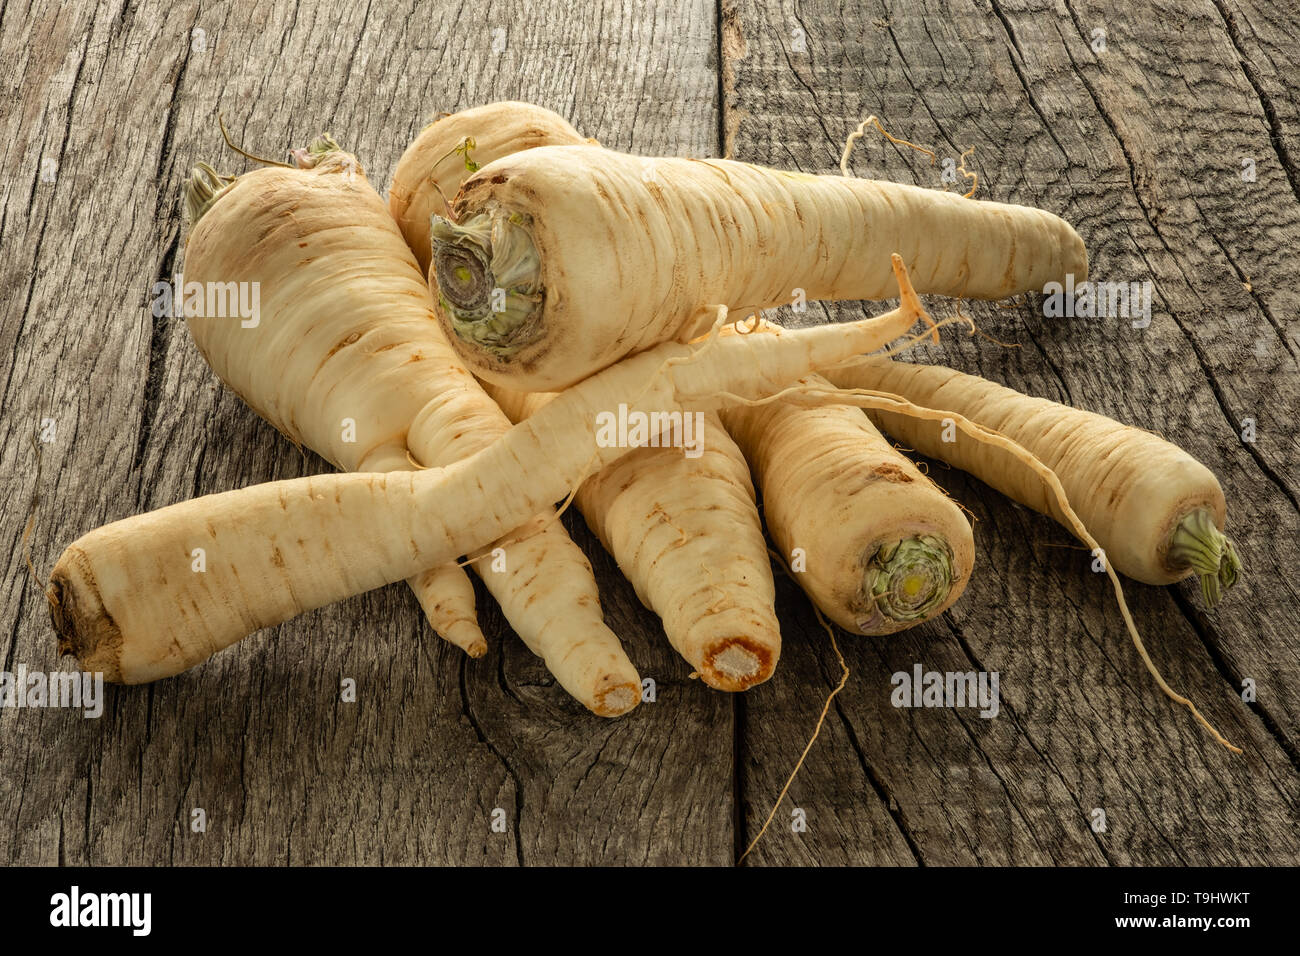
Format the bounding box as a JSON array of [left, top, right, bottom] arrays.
[[325, 330, 363, 359], [314, 331, 366, 377], [871, 462, 914, 483], [1001, 232, 1018, 291], [450, 175, 501, 217]]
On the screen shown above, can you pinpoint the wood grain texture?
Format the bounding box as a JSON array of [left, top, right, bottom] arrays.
[[725, 0, 1300, 864], [1, 0, 732, 867], [2, 0, 1296, 865]]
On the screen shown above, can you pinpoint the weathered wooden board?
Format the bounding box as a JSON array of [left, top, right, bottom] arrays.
[[0, 0, 735, 867], [724, 0, 1300, 864], [1, 0, 1296, 866]]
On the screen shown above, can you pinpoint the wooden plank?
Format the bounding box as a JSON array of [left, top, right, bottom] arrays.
[[6, 0, 1297, 867], [0, 0, 732, 866], [724, 0, 1300, 864], [1212, 0, 1300, 232]]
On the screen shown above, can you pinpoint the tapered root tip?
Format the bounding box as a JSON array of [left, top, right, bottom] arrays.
[[699, 637, 777, 692], [888, 253, 938, 343], [590, 677, 641, 717], [47, 554, 124, 683], [438, 621, 489, 659]]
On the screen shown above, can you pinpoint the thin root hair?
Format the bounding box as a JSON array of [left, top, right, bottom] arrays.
[[217, 113, 294, 169], [740, 601, 849, 863], [703, 382, 1242, 754], [839, 115, 938, 178]]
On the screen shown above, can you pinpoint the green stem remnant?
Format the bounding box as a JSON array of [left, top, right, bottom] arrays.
[[430, 211, 543, 354], [184, 133, 346, 227], [183, 163, 237, 225], [1167, 508, 1243, 608], [289, 134, 344, 169], [856, 535, 956, 631]]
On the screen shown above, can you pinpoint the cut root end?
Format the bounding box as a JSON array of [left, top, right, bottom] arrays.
[[429, 211, 543, 354], [699, 637, 776, 692], [856, 535, 955, 633], [591, 679, 641, 717], [46, 565, 123, 683], [1168, 508, 1244, 609]]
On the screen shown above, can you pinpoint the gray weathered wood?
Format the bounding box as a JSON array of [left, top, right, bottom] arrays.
[[1, 0, 734, 867], [3, 0, 1297, 865], [725, 0, 1300, 864]]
